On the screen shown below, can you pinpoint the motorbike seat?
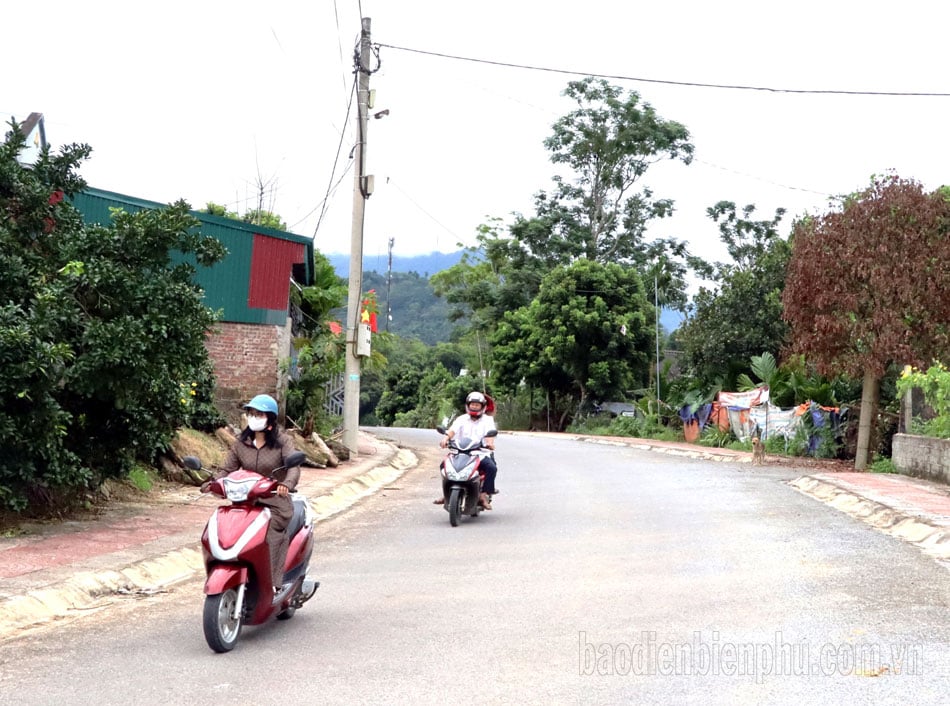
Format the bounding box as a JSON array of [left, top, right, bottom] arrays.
[[286, 497, 309, 538]]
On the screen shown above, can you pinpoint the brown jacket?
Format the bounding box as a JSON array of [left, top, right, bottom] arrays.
[[217, 430, 301, 490]]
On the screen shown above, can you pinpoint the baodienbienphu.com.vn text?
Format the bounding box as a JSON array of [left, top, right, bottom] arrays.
[[579, 631, 922, 681]]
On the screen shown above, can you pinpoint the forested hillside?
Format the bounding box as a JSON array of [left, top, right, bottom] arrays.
[[361, 270, 457, 345], [328, 250, 682, 346], [329, 251, 463, 344]]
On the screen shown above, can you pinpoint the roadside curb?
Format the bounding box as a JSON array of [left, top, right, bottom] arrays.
[[576, 435, 749, 463], [0, 446, 418, 641], [309, 448, 416, 521], [789, 475, 950, 561]]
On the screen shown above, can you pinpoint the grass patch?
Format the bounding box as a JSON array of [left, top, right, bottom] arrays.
[[869, 456, 899, 474], [127, 464, 155, 492]]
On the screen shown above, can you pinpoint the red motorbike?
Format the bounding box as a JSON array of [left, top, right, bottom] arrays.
[[184, 452, 319, 653]]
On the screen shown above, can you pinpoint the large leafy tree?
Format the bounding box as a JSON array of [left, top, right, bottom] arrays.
[[539, 77, 693, 260], [783, 174, 950, 469], [507, 77, 699, 310], [678, 202, 791, 389], [1, 122, 225, 512], [492, 260, 653, 429], [432, 80, 697, 414], [435, 78, 697, 329]]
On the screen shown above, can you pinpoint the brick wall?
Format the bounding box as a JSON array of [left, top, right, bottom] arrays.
[[205, 320, 292, 424]]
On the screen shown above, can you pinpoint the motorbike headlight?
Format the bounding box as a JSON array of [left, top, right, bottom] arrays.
[[222, 476, 256, 502]]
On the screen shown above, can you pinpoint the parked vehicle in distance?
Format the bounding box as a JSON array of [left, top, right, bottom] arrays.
[[593, 401, 640, 418]]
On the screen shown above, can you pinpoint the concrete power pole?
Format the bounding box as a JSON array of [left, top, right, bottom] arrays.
[[343, 17, 373, 455], [386, 236, 394, 332]]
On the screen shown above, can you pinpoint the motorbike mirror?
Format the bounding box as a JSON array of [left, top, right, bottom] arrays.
[[283, 451, 307, 468], [182, 456, 203, 471], [485, 429, 498, 438], [436, 426, 447, 434]]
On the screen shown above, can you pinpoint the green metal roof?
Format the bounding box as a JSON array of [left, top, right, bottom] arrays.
[[72, 187, 315, 325]]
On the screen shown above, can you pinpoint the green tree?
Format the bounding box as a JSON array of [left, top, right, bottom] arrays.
[[783, 174, 950, 469], [507, 77, 700, 310], [203, 201, 287, 231], [492, 260, 653, 429], [539, 77, 693, 261], [678, 202, 791, 389], [430, 80, 701, 429], [433, 79, 698, 355], [285, 250, 347, 435], [1, 122, 225, 512]]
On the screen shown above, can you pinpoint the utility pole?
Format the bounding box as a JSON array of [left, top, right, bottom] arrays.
[[386, 236, 394, 332], [655, 276, 661, 405], [342, 17, 373, 455]]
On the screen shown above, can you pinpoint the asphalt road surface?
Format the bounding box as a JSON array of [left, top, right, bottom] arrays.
[[0, 429, 947, 705]]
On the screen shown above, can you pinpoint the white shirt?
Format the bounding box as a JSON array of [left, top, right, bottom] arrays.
[[448, 413, 497, 447]]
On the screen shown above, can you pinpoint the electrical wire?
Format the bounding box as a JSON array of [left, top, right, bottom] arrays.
[[377, 43, 950, 98], [311, 74, 358, 238], [331, 0, 350, 99], [692, 159, 833, 198], [385, 178, 462, 245]]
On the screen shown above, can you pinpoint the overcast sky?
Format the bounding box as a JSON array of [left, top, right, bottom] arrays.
[[6, 1, 950, 277]]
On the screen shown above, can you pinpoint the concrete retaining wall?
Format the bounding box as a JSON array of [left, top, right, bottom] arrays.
[[892, 433, 950, 485]]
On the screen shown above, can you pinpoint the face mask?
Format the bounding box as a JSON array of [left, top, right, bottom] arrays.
[[247, 416, 268, 432]]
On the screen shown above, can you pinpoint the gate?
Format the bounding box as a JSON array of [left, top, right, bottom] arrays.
[[324, 372, 345, 417]]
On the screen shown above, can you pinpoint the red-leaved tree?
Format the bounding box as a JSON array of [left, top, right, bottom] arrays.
[[782, 174, 950, 469]]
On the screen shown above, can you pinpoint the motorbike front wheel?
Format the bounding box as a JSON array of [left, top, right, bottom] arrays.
[[448, 486, 463, 527], [203, 588, 242, 653]]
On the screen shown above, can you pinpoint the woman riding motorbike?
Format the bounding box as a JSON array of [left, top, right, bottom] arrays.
[[202, 394, 301, 593]]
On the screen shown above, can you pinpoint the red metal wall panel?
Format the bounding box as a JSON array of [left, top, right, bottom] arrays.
[[248, 234, 304, 310]]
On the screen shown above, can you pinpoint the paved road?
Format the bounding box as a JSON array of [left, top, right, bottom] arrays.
[[0, 430, 947, 705]]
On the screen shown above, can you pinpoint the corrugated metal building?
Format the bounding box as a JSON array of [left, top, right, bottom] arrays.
[[72, 187, 314, 419]]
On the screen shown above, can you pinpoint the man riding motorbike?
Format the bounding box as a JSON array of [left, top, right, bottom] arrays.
[[434, 391, 498, 509]]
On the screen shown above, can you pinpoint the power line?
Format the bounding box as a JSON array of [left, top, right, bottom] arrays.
[[377, 43, 950, 98], [290, 160, 353, 231], [386, 177, 462, 246], [331, 0, 350, 98], [311, 74, 358, 238], [693, 158, 833, 198]]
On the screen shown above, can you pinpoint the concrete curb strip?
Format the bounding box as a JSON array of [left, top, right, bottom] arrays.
[[309, 451, 416, 522], [579, 436, 748, 463], [0, 448, 418, 641], [789, 476, 950, 561]]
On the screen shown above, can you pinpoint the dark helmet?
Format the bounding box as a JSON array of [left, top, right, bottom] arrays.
[[466, 391, 487, 419]]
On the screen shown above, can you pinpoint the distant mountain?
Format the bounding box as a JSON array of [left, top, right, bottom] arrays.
[[328, 251, 465, 279], [329, 250, 684, 334]]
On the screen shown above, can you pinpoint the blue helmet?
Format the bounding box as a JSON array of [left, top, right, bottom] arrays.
[[244, 394, 278, 416]]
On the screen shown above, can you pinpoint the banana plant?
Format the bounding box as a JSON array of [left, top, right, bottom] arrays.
[[737, 352, 791, 405]]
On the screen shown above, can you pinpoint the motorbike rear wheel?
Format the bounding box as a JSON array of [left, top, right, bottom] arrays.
[[203, 588, 242, 653], [448, 486, 463, 527]]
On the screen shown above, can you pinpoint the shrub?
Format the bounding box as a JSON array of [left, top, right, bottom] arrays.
[[896, 362, 950, 439], [0, 122, 225, 513]]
